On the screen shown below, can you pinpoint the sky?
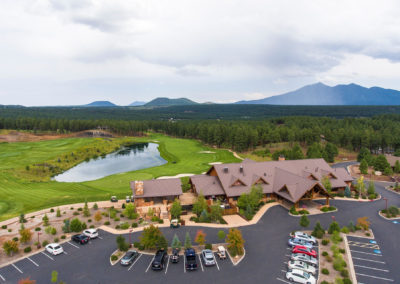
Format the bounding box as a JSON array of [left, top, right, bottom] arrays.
[[1, 0, 400, 106]]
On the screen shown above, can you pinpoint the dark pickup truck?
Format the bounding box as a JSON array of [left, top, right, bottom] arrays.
[[185, 248, 198, 271]]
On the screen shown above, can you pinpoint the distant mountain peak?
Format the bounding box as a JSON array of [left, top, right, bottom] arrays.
[[129, 101, 146, 106], [85, 101, 116, 107], [235, 83, 400, 106], [145, 97, 198, 107]]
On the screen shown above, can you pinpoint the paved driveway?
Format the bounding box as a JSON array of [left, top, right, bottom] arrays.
[[1, 173, 400, 283]]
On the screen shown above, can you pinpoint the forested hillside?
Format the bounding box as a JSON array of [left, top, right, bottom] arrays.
[[1, 105, 399, 153]]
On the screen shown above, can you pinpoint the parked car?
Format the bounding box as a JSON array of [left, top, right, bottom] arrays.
[[217, 246, 226, 260], [185, 248, 198, 271], [292, 246, 317, 258], [291, 253, 318, 267], [120, 250, 138, 266], [291, 231, 317, 245], [45, 243, 64, 255], [171, 248, 180, 263], [286, 268, 316, 284], [170, 219, 180, 228], [288, 238, 313, 249], [201, 249, 216, 266], [151, 249, 167, 270], [110, 196, 118, 202], [288, 260, 317, 275], [72, 234, 90, 245], [83, 228, 99, 239], [125, 196, 131, 203]]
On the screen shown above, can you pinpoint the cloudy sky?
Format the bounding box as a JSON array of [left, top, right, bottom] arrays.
[[1, 0, 400, 106]]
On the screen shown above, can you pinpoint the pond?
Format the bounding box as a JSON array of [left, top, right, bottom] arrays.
[[54, 143, 166, 182]]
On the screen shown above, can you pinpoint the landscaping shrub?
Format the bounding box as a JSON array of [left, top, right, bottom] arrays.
[[114, 217, 120, 222], [158, 219, 164, 224], [42, 240, 49, 247], [50, 208, 54, 213], [120, 214, 124, 218], [104, 221, 110, 225], [343, 278, 352, 284], [2, 225, 7, 229], [24, 246, 32, 253], [12, 237, 18, 242], [298, 209, 309, 215], [190, 216, 198, 222], [388, 206, 399, 217], [88, 219, 92, 223], [325, 255, 333, 262], [132, 222, 138, 228], [217, 230, 226, 240], [73, 211, 79, 216], [54, 237, 59, 243], [122, 203, 126, 209], [341, 269, 349, 277], [116, 235, 129, 251], [70, 218, 84, 232], [322, 251, 329, 256], [90, 225, 95, 228], [289, 206, 299, 215], [368, 193, 377, 200], [328, 221, 341, 234], [35, 227, 41, 231], [340, 226, 349, 234], [8, 229, 12, 232], [110, 255, 118, 261], [77, 208, 83, 211], [299, 214, 310, 228], [331, 231, 343, 244], [339, 248, 346, 254], [321, 268, 329, 275], [115, 225, 120, 229], [312, 221, 325, 239], [120, 222, 130, 230], [205, 243, 212, 250], [322, 239, 330, 245], [321, 281, 329, 284], [61, 235, 66, 239], [133, 242, 140, 248]]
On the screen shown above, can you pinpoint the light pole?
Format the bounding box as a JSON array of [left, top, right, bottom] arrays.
[[383, 197, 388, 212], [129, 229, 133, 248], [37, 232, 42, 248], [331, 215, 336, 222]]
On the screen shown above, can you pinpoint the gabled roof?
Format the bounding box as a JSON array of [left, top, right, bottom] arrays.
[[190, 175, 225, 196], [130, 178, 182, 198]]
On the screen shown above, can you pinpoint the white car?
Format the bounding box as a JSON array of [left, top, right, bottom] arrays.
[[291, 231, 317, 245], [286, 268, 316, 284], [83, 229, 99, 239], [291, 253, 318, 267], [288, 260, 316, 275], [45, 243, 64, 255]]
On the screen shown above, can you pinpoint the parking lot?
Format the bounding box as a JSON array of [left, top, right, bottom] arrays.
[[348, 236, 394, 284]]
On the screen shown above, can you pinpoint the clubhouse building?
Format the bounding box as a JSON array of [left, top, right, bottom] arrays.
[[131, 158, 353, 209]]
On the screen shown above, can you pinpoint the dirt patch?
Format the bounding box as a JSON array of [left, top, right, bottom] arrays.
[[349, 165, 394, 181], [0, 130, 116, 143]]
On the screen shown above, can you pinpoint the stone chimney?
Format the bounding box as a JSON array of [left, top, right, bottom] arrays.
[[278, 155, 285, 161], [135, 181, 144, 196]]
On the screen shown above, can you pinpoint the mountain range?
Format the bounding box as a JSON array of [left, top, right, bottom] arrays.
[[236, 83, 400, 105], [144, 97, 198, 107]]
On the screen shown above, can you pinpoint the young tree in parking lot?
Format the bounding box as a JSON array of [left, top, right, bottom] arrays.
[[359, 159, 368, 174], [344, 186, 351, 198], [195, 230, 206, 246], [18, 278, 36, 284], [357, 217, 371, 231], [171, 234, 182, 250], [56, 208, 61, 218], [156, 235, 168, 250], [226, 228, 245, 257], [62, 219, 70, 233], [42, 214, 49, 226], [123, 203, 137, 219], [192, 193, 208, 217], [3, 239, 19, 256], [70, 218, 83, 232], [184, 232, 192, 249], [19, 228, 33, 243], [367, 181, 376, 196], [139, 224, 164, 250], [217, 230, 226, 241], [170, 199, 182, 219], [51, 270, 58, 283], [311, 221, 325, 239], [116, 235, 129, 252], [299, 214, 310, 228], [83, 201, 90, 217], [356, 175, 366, 197], [94, 211, 102, 222], [209, 201, 223, 222], [328, 221, 341, 234]]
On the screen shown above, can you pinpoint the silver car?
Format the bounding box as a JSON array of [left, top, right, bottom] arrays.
[[291, 253, 318, 267], [288, 237, 313, 249], [201, 249, 216, 266], [291, 231, 317, 245]]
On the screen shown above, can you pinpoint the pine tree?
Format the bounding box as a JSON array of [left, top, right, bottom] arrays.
[[359, 159, 368, 174], [171, 234, 181, 250], [42, 214, 49, 226], [184, 232, 192, 249], [311, 221, 325, 238], [83, 201, 90, 217], [299, 215, 310, 228]]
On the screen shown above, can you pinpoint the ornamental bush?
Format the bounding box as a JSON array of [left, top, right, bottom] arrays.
[[321, 268, 329, 275]]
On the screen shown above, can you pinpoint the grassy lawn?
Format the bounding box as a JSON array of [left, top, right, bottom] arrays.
[[0, 134, 239, 221]]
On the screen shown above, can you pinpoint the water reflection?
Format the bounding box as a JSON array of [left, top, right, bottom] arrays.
[[54, 143, 166, 182]]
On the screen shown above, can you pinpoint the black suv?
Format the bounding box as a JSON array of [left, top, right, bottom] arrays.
[[185, 248, 198, 271], [151, 249, 167, 270], [71, 234, 90, 245]]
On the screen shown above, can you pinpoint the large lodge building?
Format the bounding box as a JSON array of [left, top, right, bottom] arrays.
[[130, 158, 353, 209]]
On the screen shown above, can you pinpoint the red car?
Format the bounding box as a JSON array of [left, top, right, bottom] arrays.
[[292, 245, 317, 258]]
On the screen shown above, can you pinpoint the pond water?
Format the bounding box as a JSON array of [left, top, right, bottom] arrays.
[[54, 143, 166, 182]]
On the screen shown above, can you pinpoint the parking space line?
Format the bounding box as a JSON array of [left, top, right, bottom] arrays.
[[354, 264, 389, 272], [350, 250, 381, 256], [98, 236, 103, 240], [0, 273, 5, 282], [276, 277, 290, 283], [27, 257, 39, 267], [285, 255, 291, 257], [214, 255, 220, 271], [165, 255, 170, 274], [128, 254, 142, 271], [352, 257, 385, 264], [11, 264, 23, 274], [63, 251, 68, 255], [41, 251, 55, 261], [145, 256, 155, 273], [281, 269, 286, 273], [198, 254, 204, 272], [356, 273, 394, 282], [67, 242, 80, 249]]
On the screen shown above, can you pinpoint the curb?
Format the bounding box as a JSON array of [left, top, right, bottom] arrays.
[[378, 211, 400, 220], [288, 208, 338, 217], [226, 247, 245, 266], [110, 249, 125, 266], [343, 234, 357, 284]]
